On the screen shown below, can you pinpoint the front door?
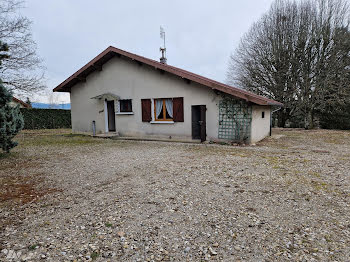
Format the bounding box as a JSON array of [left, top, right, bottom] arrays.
[[199, 105, 206, 142], [107, 100, 116, 132], [192, 105, 206, 142]]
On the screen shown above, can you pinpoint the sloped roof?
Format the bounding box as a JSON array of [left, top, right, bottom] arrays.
[[12, 97, 31, 108], [53, 46, 283, 106]]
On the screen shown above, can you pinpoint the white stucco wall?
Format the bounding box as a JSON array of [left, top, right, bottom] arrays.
[[70, 56, 222, 141], [9, 101, 26, 108], [69, 55, 272, 143], [250, 105, 271, 143]]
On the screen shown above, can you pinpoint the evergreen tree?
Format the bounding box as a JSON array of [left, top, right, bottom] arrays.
[[0, 41, 24, 153]]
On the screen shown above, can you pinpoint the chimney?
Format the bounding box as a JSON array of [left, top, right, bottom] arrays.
[[160, 47, 167, 64]]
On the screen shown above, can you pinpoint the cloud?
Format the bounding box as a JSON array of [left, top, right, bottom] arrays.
[[23, 0, 274, 103]]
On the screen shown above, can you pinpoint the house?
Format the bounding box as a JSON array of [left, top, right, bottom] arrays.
[[10, 97, 31, 108], [53, 46, 282, 143]]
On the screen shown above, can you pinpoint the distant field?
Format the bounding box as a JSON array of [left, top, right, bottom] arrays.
[[1, 128, 350, 261]]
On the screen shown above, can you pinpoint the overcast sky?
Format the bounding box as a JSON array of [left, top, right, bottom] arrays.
[[22, 0, 274, 103]]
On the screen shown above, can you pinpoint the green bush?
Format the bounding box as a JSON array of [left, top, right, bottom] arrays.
[[20, 108, 71, 129]]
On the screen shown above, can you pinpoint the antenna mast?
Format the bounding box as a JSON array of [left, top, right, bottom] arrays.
[[160, 26, 167, 64]]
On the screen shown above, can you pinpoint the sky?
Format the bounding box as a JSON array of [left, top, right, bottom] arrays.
[[22, 0, 275, 103]]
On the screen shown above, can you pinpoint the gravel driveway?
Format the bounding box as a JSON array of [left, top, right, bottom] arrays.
[[1, 129, 350, 261]]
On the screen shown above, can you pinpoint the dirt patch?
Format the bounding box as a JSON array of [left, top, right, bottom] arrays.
[[0, 173, 59, 205]]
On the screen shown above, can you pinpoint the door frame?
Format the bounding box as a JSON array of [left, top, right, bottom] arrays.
[[199, 105, 206, 142], [191, 105, 206, 142], [105, 99, 116, 132], [104, 100, 108, 133]]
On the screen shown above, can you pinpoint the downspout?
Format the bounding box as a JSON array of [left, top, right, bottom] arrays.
[[104, 99, 108, 133], [92, 120, 96, 137]]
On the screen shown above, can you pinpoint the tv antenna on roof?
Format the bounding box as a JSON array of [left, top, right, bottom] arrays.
[[160, 26, 167, 64]]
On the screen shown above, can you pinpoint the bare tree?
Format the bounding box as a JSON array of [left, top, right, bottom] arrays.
[[227, 0, 350, 128], [0, 0, 46, 94]]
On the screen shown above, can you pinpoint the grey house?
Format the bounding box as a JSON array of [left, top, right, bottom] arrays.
[[54, 46, 282, 143]]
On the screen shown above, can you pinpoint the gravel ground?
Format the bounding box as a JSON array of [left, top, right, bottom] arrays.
[[1, 128, 350, 261]]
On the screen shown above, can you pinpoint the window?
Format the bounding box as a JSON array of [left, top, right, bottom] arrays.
[[141, 97, 183, 123], [262, 111, 265, 118], [154, 98, 173, 121], [119, 99, 132, 112]]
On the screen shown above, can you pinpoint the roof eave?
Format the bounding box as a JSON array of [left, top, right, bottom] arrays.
[[268, 102, 284, 107], [53, 46, 283, 106]]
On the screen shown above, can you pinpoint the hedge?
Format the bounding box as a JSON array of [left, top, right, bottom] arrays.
[[20, 108, 71, 129], [319, 114, 350, 130]]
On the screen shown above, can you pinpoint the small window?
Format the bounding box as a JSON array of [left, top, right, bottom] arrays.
[[262, 111, 265, 118], [119, 99, 132, 112], [154, 98, 173, 121]]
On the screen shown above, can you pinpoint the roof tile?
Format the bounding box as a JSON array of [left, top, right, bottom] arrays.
[[53, 46, 283, 106]]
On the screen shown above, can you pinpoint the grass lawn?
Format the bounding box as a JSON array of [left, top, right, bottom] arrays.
[[1, 128, 350, 261]]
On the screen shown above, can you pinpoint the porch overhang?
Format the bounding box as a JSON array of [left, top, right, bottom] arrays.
[[90, 92, 120, 100]]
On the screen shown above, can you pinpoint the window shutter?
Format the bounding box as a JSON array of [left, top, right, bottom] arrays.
[[141, 99, 151, 122], [173, 97, 184, 122]]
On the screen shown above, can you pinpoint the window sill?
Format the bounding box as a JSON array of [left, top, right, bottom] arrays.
[[116, 112, 134, 115], [150, 121, 174, 124]]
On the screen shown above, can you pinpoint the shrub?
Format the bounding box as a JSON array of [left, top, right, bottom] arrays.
[[20, 108, 71, 129]]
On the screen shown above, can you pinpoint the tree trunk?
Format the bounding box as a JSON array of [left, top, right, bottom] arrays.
[[310, 109, 314, 129], [304, 109, 313, 129], [277, 111, 288, 127]]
